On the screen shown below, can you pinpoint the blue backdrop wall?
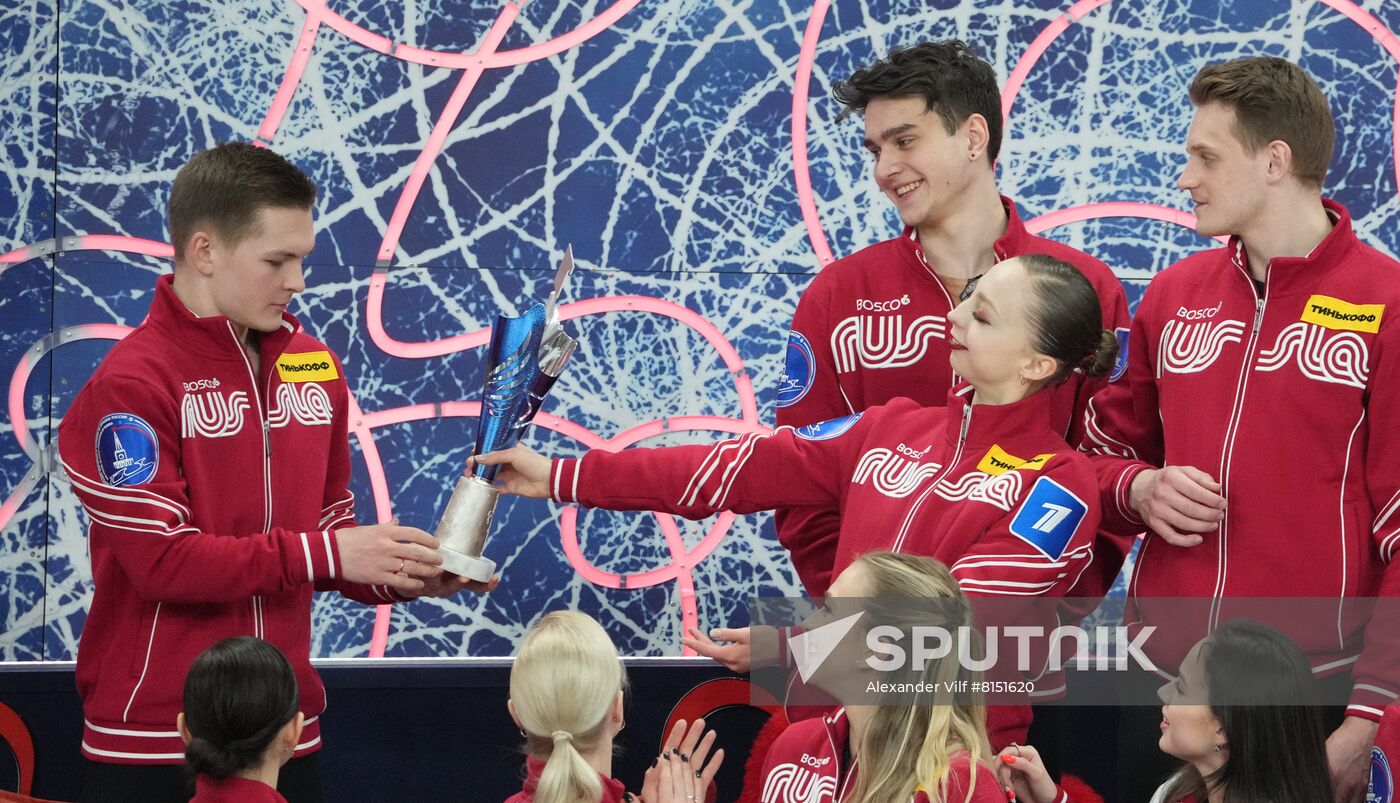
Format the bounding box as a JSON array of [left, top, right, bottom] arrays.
[[2, 0, 1398, 661]]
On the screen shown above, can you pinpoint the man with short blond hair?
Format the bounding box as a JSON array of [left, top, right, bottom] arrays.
[[1084, 57, 1400, 801]]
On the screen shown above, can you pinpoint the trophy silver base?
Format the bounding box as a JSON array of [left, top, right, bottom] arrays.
[[439, 549, 497, 583], [435, 475, 500, 584]]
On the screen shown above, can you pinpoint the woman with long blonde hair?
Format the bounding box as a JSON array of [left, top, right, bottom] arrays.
[[754, 551, 1003, 803], [505, 611, 723, 803]]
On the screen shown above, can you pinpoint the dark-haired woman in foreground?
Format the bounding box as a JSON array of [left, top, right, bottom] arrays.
[[998, 619, 1334, 802], [474, 254, 1117, 751], [177, 636, 304, 803]]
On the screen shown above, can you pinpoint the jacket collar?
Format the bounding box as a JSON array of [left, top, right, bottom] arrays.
[[147, 273, 302, 366], [942, 382, 1058, 453], [898, 195, 1027, 270], [991, 195, 1032, 261], [1225, 198, 1360, 293], [519, 755, 628, 802], [821, 708, 858, 800]]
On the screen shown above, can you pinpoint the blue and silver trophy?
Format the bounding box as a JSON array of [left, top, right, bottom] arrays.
[[435, 246, 579, 581]]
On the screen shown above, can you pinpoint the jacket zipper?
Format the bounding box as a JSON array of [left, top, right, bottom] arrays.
[[228, 323, 274, 639], [892, 401, 973, 551], [1209, 263, 1268, 630]]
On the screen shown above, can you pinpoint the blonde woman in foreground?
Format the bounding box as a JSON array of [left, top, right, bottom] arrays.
[[753, 551, 1004, 803], [505, 610, 724, 803]]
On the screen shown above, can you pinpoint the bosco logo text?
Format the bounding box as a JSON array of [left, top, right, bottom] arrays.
[[855, 294, 910, 312], [1176, 302, 1221, 320]]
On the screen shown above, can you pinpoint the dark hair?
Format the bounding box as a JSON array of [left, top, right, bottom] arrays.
[[1189, 57, 1334, 187], [832, 40, 1002, 165], [1018, 254, 1117, 385], [1163, 620, 1334, 803], [182, 637, 300, 780], [168, 142, 317, 260]]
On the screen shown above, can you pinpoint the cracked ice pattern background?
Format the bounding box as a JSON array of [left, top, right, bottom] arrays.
[[2, 0, 1399, 659]]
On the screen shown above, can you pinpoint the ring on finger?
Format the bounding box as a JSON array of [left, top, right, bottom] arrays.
[[396, 559, 405, 574]]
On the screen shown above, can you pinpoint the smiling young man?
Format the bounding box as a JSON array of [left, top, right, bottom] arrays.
[[1082, 57, 1400, 802], [57, 143, 495, 803], [772, 41, 1129, 600]]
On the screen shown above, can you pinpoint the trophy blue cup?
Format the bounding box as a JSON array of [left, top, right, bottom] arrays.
[[434, 246, 578, 581]]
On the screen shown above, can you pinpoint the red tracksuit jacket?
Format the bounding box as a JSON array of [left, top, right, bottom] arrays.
[[58, 275, 401, 763], [755, 708, 1003, 803], [775, 196, 1129, 596], [191, 776, 287, 803], [1082, 200, 1400, 719], [551, 385, 1098, 607], [504, 756, 631, 802]]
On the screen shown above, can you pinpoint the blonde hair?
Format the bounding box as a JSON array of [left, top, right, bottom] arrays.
[[510, 611, 627, 803], [843, 552, 991, 803]]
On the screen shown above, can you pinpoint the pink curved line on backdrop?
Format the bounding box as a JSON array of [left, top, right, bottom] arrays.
[[1001, 0, 1113, 124], [1, 235, 172, 264], [68, 236, 174, 258], [376, 5, 520, 264], [366, 292, 762, 423], [288, 0, 640, 70], [561, 505, 722, 655], [8, 323, 133, 458], [791, 0, 834, 267], [1315, 0, 1400, 196], [258, 4, 326, 142], [0, 243, 48, 265], [9, 345, 45, 459], [474, 0, 641, 69], [0, 465, 42, 536], [1, 323, 132, 534], [343, 394, 400, 658], [1024, 201, 1227, 244], [1003, 0, 1400, 199], [291, 0, 391, 54]]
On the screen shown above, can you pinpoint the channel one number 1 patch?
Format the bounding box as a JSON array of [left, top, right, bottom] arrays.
[[1009, 476, 1087, 560]]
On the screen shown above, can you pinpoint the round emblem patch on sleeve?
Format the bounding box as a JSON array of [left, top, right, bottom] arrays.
[[1373, 746, 1393, 803], [776, 331, 816, 409], [794, 412, 863, 441], [95, 413, 160, 487], [1110, 327, 1131, 383]]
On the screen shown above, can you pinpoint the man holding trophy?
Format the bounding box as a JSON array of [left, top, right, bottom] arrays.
[[58, 142, 506, 803]]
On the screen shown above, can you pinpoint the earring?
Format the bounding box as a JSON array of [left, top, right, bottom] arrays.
[[614, 717, 625, 732], [1214, 743, 1223, 754], [519, 728, 527, 738]]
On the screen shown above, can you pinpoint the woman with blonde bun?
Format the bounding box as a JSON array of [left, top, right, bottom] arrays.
[[506, 611, 724, 803]]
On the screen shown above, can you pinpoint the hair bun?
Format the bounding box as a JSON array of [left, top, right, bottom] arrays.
[[1084, 328, 1120, 378], [184, 736, 244, 780]]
